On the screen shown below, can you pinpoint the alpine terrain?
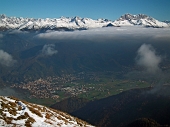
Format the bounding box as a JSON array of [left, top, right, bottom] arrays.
[[0, 96, 94, 127], [0, 14, 169, 31]]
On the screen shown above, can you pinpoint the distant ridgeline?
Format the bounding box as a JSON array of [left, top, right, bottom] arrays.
[[0, 13, 169, 31]]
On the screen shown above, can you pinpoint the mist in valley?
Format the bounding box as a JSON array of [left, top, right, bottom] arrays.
[[0, 26, 170, 98]]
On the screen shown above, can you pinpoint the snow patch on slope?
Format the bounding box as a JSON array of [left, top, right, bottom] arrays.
[[0, 96, 94, 127]]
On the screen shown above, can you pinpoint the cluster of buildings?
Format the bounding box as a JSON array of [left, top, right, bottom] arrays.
[[11, 73, 98, 99]]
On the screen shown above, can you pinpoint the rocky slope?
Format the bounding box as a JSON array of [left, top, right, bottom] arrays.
[[0, 96, 94, 127]]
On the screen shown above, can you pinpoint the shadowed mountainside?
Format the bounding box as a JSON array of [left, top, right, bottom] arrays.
[[126, 118, 169, 127], [51, 87, 170, 127], [50, 97, 89, 113]]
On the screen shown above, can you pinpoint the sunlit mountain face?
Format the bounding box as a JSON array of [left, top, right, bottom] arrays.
[[0, 13, 169, 32]]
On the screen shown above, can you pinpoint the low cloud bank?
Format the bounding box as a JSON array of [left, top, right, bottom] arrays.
[[42, 44, 58, 56], [0, 50, 17, 66], [136, 44, 162, 74], [35, 27, 170, 41]]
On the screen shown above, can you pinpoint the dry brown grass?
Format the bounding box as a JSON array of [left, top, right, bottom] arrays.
[[56, 114, 69, 124], [15, 112, 29, 120], [1, 101, 8, 109], [8, 96, 19, 101], [1, 101, 18, 116], [0, 96, 92, 127], [25, 116, 35, 127], [44, 119, 53, 125], [29, 103, 44, 112], [48, 107, 91, 126], [18, 105, 22, 111], [0, 109, 3, 115], [9, 101, 17, 107], [28, 106, 43, 117], [42, 107, 47, 112], [4, 117, 13, 124], [16, 115, 27, 120], [0, 96, 7, 102], [45, 113, 52, 119], [57, 123, 62, 126], [9, 109, 17, 116], [24, 112, 29, 117]]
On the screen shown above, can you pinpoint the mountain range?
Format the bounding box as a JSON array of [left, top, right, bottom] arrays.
[[0, 96, 93, 127], [0, 14, 169, 31]]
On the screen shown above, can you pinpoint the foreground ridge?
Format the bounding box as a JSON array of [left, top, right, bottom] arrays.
[[0, 96, 94, 127], [0, 13, 169, 31]]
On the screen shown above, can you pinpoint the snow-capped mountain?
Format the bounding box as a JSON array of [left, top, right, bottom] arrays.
[[0, 14, 169, 31], [0, 96, 94, 127], [112, 14, 169, 28], [163, 20, 170, 24], [0, 14, 111, 31]]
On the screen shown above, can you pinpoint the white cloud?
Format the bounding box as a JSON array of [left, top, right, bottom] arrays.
[[0, 50, 17, 67], [35, 27, 170, 41], [136, 44, 162, 74], [42, 44, 58, 56]]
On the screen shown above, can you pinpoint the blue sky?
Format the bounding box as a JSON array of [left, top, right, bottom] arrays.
[[0, 0, 170, 20]]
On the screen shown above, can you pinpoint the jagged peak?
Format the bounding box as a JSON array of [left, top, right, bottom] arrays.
[[71, 16, 82, 21], [60, 16, 66, 19], [73, 16, 81, 19], [163, 20, 170, 23], [119, 13, 151, 20], [0, 14, 7, 19]]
